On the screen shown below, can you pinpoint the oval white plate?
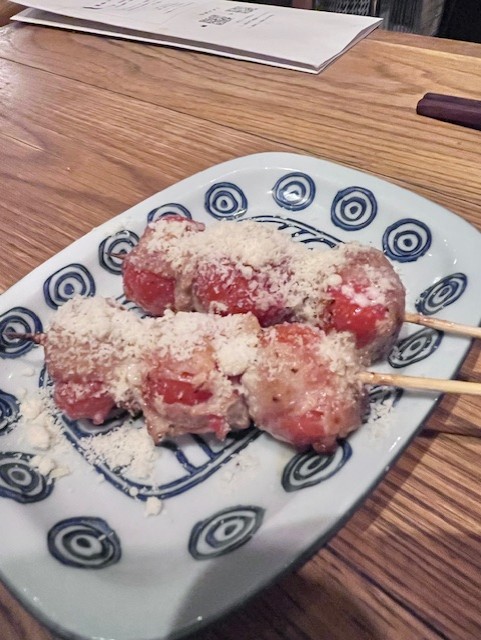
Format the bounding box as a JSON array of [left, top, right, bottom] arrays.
[[1, 152, 480, 640]]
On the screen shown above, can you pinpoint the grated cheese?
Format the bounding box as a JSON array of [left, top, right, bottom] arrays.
[[79, 422, 159, 481], [144, 496, 163, 517]]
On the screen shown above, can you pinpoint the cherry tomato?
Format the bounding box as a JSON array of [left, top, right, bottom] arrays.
[[242, 323, 364, 453], [192, 260, 290, 327], [54, 381, 115, 424], [145, 373, 213, 406], [123, 262, 176, 316], [325, 286, 387, 349], [122, 215, 205, 316], [143, 368, 228, 439]]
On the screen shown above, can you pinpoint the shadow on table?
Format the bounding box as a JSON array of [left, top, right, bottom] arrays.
[[179, 539, 385, 640], [188, 571, 383, 640]]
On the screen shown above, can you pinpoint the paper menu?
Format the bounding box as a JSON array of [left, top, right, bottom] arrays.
[[11, 0, 382, 73]]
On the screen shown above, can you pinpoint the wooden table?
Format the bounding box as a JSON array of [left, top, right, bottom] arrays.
[[1, 19, 481, 640]]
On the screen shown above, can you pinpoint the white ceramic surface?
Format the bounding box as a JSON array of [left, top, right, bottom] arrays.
[[1, 152, 480, 640]]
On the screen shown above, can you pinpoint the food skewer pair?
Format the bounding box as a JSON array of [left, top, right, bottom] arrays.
[[5, 217, 480, 453]]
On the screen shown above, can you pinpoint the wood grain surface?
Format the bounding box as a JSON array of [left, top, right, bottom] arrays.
[[0, 19, 480, 640]]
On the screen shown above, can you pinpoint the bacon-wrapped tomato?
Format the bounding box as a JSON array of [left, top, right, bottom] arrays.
[[43, 298, 261, 441], [241, 323, 366, 454], [313, 244, 405, 363], [41, 297, 369, 452], [122, 215, 205, 316], [121, 218, 405, 364]]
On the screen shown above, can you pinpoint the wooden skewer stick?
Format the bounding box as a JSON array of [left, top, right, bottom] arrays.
[[360, 371, 481, 396], [404, 312, 481, 339], [4, 332, 44, 344]]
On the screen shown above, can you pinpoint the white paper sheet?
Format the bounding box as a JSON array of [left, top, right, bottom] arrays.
[[11, 1, 382, 73]]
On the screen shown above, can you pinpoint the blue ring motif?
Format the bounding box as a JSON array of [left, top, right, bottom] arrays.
[[272, 172, 315, 211], [331, 186, 377, 230], [98, 230, 139, 275], [382, 218, 432, 263], [39, 368, 262, 500], [416, 273, 468, 315], [389, 328, 443, 369], [114, 294, 149, 317], [364, 385, 404, 422], [189, 505, 264, 560], [44, 264, 96, 309], [47, 517, 121, 569], [147, 203, 192, 223], [0, 307, 42, 359], [0, 452, 54, 503], [249, 215, 341, 248], [281, 440, 352, 492], [0, 390, 20, 436], [204, 182, 248, 220]]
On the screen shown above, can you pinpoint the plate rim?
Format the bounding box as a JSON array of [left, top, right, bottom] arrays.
[[1, 151, 480, 640]]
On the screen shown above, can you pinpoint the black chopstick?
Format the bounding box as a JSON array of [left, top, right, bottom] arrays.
[[416, 92, 481, 131]]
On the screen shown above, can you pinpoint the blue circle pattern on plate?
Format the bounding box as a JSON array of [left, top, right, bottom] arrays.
[[98, 230, 139, 275], [62, 418, 261, 501], [0, 452, 54, 503], [0, 307, 42, 359], [44, 264, 96, 309], [331, 186, 377, 230], [189, 505, 264, 560], [147, 203, 192, 223], [47, 517, 121, 569], [389, 328, 443, 369], [363, 385, 404, 423], [272, 172, 315, 211], [250, 215, 341, 249], [281, 441, 352, 493], [204, 182, 248, 220], [367, 385, 403, 413], [114, 294, 149, 317], [416, 273, 467, 315], [0, 390, 20, 436], [383, 218, 432, 263], [39, 352, 263, 500]]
